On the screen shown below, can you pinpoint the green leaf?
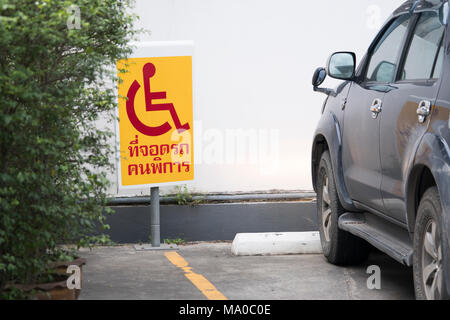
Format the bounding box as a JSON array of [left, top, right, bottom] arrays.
[[0, 0, 138, 298]]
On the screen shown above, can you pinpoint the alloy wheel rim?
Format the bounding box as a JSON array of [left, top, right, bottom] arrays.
[[422, 219, 443, 300], [321, 175, 332, 242]]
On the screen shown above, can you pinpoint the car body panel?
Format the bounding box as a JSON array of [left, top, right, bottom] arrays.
[[341, 83, 386, 212], [380, 81, 442, 223]]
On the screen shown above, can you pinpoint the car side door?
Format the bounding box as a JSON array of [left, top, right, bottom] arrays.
[[380, 8, 446, 223], [342, 13, 412, 213]]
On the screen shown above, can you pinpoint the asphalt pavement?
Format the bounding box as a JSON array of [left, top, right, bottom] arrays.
[[78, 242, 415, 300]]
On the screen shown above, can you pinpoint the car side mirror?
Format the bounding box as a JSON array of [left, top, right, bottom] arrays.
[[370, 60, 396, 83], [312, 67, 333, 96], [327, 52, 356, 80], [312, 67, 327, 87]]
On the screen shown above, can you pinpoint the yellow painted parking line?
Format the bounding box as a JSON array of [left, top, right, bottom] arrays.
[[164, 251, 228, 300]]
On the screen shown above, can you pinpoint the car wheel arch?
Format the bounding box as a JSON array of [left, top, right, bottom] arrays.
[[406, 164, 437, 233], [312, 134, 329, 193], [312, 112, 357, 212]]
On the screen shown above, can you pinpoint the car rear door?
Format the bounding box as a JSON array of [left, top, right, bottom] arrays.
[[342, 13, 412, 213], [380, 6, 446, 223]]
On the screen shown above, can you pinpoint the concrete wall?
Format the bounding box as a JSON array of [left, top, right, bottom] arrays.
[[109, 0, 405, 197]]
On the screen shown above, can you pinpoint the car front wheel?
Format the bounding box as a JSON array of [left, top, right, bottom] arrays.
[[316, 150, 369, 266]]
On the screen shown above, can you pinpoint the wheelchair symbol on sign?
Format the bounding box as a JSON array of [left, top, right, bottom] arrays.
[[126, 63, 190, 137]]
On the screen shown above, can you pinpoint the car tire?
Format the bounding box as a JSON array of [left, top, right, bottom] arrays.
[[316, 150, 370, 266], [413, 187, 448, 300]]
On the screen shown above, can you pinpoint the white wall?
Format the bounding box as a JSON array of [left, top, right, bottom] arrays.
[[111, 0, 405, 197]]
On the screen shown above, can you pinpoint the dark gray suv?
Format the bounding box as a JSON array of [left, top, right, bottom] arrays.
[[311, 0, 450, 300]]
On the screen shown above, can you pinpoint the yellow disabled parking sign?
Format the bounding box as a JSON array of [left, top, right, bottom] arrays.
[[115, 42, 194, 190]]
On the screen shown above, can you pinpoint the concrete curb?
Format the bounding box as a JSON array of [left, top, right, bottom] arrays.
[[231, 232, 323, 256]]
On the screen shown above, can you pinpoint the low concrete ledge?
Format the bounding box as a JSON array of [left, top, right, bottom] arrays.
[[231, 232, 322, 256], [107, 192, 316, 206], [104, 202, 318, 243]]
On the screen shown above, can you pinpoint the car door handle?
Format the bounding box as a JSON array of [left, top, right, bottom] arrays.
[[417, 100, 431, 123], [370, 98, 382, 119]]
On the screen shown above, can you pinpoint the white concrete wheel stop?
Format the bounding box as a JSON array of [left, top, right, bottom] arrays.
[[231, 232, 322, 256]]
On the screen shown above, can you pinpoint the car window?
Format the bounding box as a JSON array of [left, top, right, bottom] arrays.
[[366, 15, 410, 83], [401, 11, 445, 80]]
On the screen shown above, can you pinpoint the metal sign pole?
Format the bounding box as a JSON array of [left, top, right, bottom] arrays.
[[150, 187, 160, 247], [134, 187, 178, 251]]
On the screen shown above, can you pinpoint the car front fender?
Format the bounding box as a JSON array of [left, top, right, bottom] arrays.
[[312, 111, 358, 212]]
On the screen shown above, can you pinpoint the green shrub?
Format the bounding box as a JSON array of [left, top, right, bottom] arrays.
[[0, 0, 137, 298]]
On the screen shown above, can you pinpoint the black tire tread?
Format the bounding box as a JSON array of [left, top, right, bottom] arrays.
[[317, 151, 370, 266]]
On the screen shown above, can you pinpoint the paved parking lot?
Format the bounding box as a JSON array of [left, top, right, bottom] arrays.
[[79, 242, 415, 300]]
